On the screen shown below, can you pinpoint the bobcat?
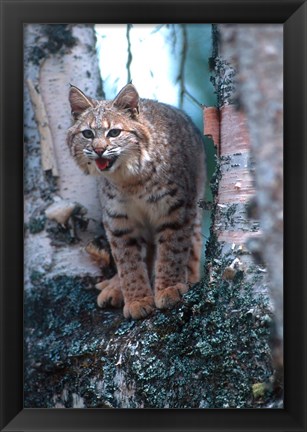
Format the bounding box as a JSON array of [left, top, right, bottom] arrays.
[[67, 83, 205, 319]]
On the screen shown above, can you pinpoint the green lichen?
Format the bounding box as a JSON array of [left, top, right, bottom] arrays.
[[226, 203, 237, 224], [252, 382, 267, 399], [210, 57, 237, 107], [210, 155, 222, 197], [215, 203, 260, 233], [30, 270, 45, 285], [28, 214, 46, 234]]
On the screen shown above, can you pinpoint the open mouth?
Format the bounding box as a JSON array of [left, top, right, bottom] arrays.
[[95, 156, 117, 171]]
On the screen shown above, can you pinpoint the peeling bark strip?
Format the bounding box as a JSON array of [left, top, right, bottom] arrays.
[[204, 104, 257, 246], [220, 106, 251, 156], [203, 106, 220, 153], [27, 79, 59, 176]]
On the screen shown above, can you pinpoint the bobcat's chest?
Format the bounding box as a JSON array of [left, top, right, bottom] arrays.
[[125, 196, 157, 241], [103, 181, 173, 242]]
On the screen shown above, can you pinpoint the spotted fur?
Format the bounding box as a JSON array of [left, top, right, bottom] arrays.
[[67, 83, 205, 319]]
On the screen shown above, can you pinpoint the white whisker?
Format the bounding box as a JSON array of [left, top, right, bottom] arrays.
[[83, 149, 98, 159]]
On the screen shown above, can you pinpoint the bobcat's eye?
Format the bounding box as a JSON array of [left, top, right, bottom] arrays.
[[107, 129, 121, 138], [82, 129, 94, 139]]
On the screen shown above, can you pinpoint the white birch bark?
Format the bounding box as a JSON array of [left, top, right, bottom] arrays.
[[24, 24, 103, 289]]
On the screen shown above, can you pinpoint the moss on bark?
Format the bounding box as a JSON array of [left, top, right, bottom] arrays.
[[24, 237, 274, 408]]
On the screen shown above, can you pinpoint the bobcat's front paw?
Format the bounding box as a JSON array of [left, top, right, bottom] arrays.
[[155, 283, 188, 309], [96, 274, 124, 308], [123, 296, 155, 320]]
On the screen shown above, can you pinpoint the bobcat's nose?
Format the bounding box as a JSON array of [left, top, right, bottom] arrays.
[[94, 148, 105, 157]]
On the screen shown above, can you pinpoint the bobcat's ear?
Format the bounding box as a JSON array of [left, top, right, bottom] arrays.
[[112, 84, 139, 116], [69, 85, 95, 120]]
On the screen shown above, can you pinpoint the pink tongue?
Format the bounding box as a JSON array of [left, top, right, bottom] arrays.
[[96, 158, 109, 170]]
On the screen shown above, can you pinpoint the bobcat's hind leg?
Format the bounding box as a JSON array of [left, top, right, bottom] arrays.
[[187, 215, 203, 284], [96, 274, 124, 308], [154, 222, 192, 310]]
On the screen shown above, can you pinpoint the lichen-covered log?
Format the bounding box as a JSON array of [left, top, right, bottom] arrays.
[[24, 270, 272, 408]]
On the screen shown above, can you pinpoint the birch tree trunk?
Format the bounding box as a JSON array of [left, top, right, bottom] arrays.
[[24, 24, 104, 289], [218, 24, 283, 389], [24, 24, 276, 409]]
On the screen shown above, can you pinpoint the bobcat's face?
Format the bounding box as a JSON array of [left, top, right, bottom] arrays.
[[74, 108, 142, 175], [67, 85, 150, 178]]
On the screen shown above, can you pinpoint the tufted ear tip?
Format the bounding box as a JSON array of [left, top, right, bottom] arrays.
[[68, 85, 95, 120], [112, 83, 139, 115]]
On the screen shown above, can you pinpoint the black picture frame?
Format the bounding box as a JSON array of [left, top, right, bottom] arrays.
[[1, 0, 306, 431]]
